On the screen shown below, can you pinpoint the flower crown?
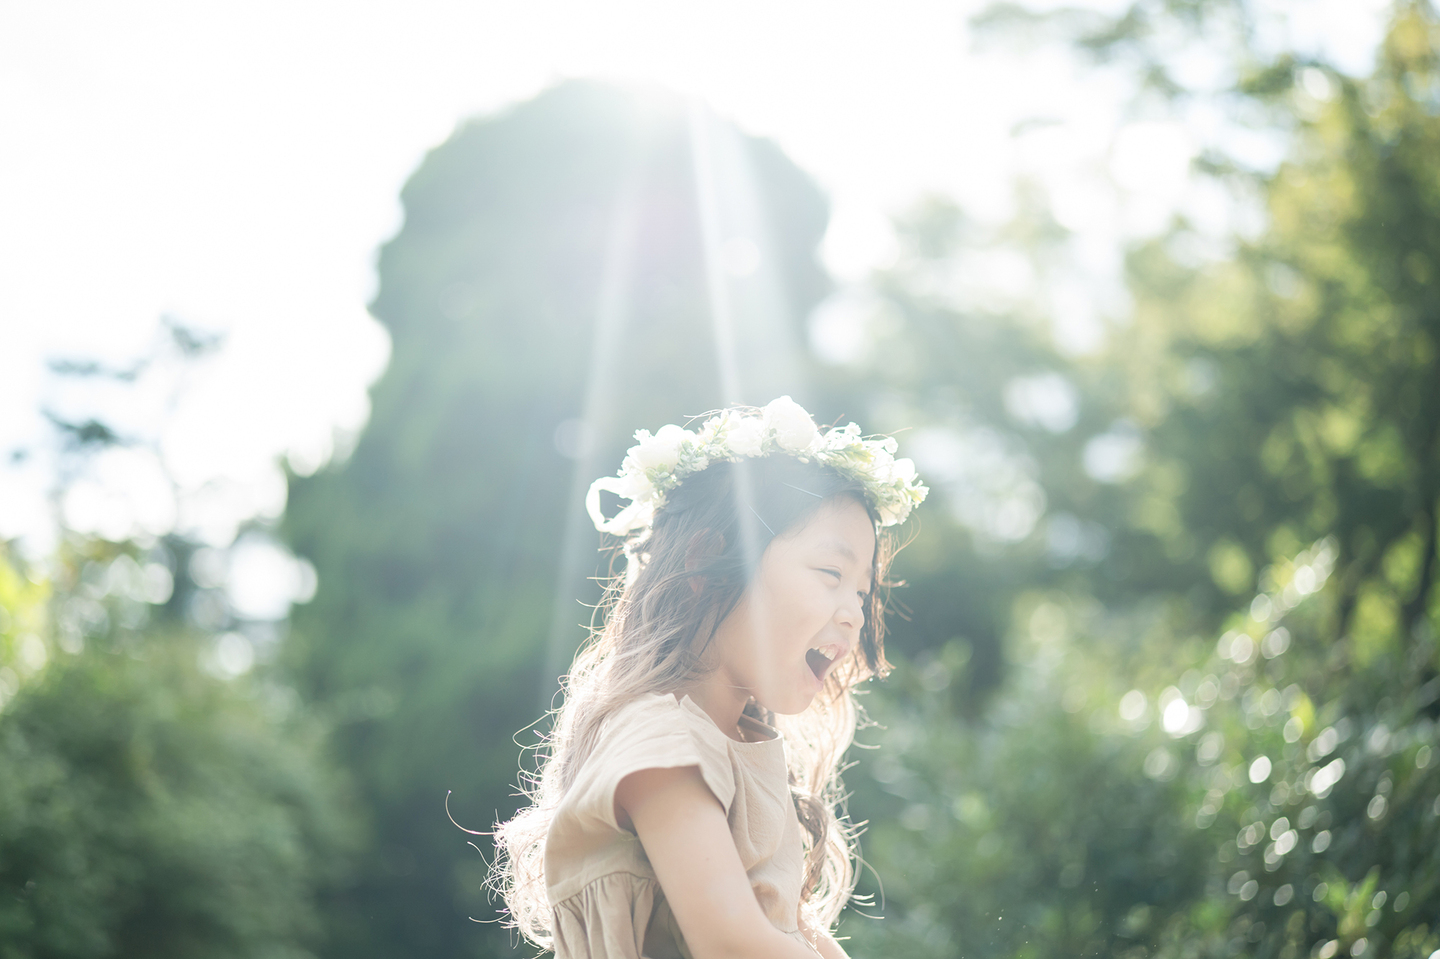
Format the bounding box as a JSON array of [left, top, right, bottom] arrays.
[[585, 396, 928, 536]]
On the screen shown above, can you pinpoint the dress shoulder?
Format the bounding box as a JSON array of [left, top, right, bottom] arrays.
[[565, 693, 738, 836]]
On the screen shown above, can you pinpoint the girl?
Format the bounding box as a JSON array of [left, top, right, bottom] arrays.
[[493, 397, 927, 959]]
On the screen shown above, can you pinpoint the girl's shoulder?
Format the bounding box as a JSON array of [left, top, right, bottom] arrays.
[[599, 693, 735, 765], [577, 693, 739, 815]]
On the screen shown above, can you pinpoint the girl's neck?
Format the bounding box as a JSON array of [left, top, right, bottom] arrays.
[[676, 678, 751, 743]]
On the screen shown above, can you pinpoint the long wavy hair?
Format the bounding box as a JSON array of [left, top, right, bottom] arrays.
[[492, 454, 897, 948]]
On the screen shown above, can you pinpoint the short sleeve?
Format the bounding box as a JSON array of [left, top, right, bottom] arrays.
[[566, 693, 737, 836]]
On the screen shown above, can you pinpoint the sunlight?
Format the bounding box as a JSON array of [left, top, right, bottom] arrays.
[[687, 101, 744, 407], [541, 175, 641, 702], [688, 101, 809, 408]]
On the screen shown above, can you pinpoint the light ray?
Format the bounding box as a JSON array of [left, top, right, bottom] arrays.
[[539, 176, 640, 709], [688, 100, 744, 406], [688, 100, 773, 618], [687, 99, 812, 407]]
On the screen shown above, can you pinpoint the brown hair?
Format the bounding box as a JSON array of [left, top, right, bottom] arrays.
[[492, 454, 897, 947]]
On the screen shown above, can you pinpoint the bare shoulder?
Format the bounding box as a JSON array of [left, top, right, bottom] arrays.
[[613, 764, 721, 832]]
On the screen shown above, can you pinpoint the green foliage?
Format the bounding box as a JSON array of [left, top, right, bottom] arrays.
[[843, 540, 1440, 958], [1112, 9, 1440, 651], [832, 5, 1440, 958], [0, 543, 354, 959]]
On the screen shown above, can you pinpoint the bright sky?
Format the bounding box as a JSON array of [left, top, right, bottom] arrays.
[[0, 0, 1387, 558]]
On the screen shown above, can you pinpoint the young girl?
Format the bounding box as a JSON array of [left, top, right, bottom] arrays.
[[493, 397, 927, 958]]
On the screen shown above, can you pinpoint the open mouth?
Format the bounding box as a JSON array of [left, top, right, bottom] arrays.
[[806, 644, 843, 681]]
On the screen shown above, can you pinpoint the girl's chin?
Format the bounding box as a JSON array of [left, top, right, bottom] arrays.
[[750, 665, 827, 716], [760, 686, 821, 716]]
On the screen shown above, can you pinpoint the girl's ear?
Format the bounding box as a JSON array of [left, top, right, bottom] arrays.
[[684, 529, 726, 593]]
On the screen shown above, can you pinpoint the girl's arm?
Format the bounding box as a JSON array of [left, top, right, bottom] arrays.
[[616, 765, 827, 959]]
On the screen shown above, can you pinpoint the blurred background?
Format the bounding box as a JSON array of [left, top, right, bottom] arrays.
[[2, 1, 1438, 957]]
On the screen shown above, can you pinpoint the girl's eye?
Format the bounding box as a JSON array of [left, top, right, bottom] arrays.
[[819, 568, 842, 581]]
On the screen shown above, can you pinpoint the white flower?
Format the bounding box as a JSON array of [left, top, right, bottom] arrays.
[[821, 423, 861, 451], [877, 501, 904, 527], [586, 475, 654, 534], [727, 417, 766, 457], [631, 424, 691, 471], [764, 395, 820, 453], [613, 469, 651, 501], [888, 457, 918, 485]]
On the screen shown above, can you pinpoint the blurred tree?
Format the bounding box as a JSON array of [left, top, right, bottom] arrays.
[[845, 538, 1439, 959], [836, 3, 1440, 958], [0, 539, 354, 959], [0, 320, 355, 959], [281, 81, 832, 957]]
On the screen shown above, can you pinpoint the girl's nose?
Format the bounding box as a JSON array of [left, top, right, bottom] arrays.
[[835, 593, 864, 635]]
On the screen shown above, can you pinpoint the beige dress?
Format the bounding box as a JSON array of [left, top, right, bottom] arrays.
[[545, 692, 816, 958]]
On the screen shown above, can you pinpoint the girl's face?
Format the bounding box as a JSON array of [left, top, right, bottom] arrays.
[[708, 496, 876, 716]]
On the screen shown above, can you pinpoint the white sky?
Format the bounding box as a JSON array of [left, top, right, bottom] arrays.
[[0, 0, 1387, 555]]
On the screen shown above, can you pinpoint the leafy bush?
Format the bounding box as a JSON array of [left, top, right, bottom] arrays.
[[0, 546, 355, 959], [844, 540, 1440, 959]]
